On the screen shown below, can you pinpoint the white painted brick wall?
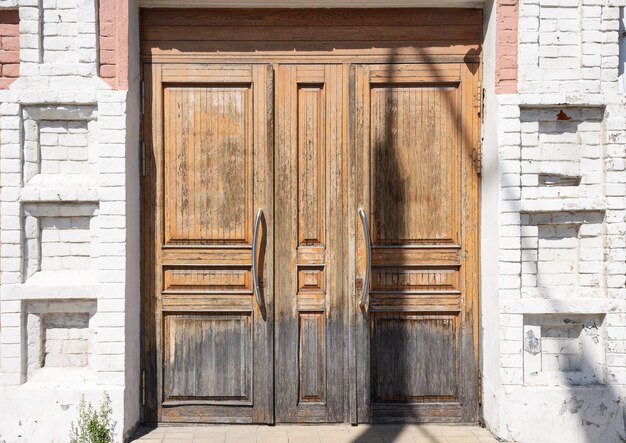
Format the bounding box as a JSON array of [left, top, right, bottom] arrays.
[[0, 0, 131, 439], [519, 0, 621, 95], [24, 299, 96, 380], [493, 0, 626, 440]]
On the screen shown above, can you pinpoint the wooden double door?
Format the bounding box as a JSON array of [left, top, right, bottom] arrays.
[[141, 59, 480, 424]]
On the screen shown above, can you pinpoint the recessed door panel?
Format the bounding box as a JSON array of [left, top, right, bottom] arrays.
[[370, 86, 458, 245], [164, 85, 252, 245], [299, 311, 326, 402], [163, 313, 252, 403], [371, 313, 458, 402]]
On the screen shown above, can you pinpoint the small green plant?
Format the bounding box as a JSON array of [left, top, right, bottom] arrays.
[[69, 393, 115, 443]]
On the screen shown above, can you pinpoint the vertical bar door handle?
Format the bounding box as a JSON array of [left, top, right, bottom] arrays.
[[358, 208, 372, 312], [252, 208, 265, 310]]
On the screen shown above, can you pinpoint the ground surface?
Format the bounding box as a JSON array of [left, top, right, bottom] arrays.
[[132, 424, 504, 442]]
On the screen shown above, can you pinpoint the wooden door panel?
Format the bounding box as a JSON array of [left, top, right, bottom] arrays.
[[371, 267, 459, 291], [143, 63, 274, 423], [370, 85, 458, 244], [163, 85, 252, 245], [298, 84, 326, 246], [275, 64, 345, 422], [371, 313, 457, 402], [299, 312, 326, 402], [353, 63, 479, 423], [163, 313, 252, 403], [140, 9, 483, 426], [163, 266, 251, 292]]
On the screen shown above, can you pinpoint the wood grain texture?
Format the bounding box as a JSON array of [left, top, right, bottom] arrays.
[[370, 85, 458, 245], [140, 8, 481, 26], [164, 267, 251, 292], [299, 312, 326, 403], [298, 85, 325, 247]]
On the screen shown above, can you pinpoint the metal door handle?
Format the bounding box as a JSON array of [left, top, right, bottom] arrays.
[[252, 208, 265, 310], [358, 208, 371, 311]]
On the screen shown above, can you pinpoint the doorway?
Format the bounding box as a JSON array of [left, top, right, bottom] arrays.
[[140, 8, 481, 425]]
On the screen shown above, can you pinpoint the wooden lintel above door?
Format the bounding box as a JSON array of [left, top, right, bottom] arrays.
[[140, 8, 482, 64]]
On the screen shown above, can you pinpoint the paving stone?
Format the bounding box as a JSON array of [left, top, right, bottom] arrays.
[[444, 437, 480, 443], [131, 424, 502, 442]]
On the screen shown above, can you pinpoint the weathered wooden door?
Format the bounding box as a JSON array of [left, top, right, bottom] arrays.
[[352, 63, 480, 423], [141, 8, 482, 426], [274, 65, 346, 422], [142, 63, 274, 423]]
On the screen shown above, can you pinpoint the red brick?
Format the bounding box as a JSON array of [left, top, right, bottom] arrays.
[[2, 63, 19, 78], [100, 21, 116, 37], [99, 0, 128, 90], [499, 44, 518, 58], [1, 36, 19, 52], [497, 68, 518, 81], [499, 56, 518, 70], [0, 10, 19, 26], [99, 0, 117, 21], [100, 49, 117, 65], [0, 24, 18, 37], [100, 64, 116, 79], [500, 30, 518, 45], [0, 50, 18, 64], [0, 78, 14, 90], [496, 0, 518, 94], [99, 35, 116, 51]]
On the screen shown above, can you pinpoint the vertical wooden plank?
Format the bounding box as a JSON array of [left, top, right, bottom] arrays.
[[152, 64, 164, 423], [275, 64, 345, 423], [326, 63, 345, 421], [297, 85, 325, 246], [345, 62, 357, 424], [459, 61, 480, 422], [299, 312, 325, 402], [353, 64, 372, 422], [140, 62, 160, 422], [274, 64, 298, 422], [252, 63, 275, 423]]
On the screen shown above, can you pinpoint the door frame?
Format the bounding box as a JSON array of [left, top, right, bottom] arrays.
[[139, 8, 483, 425]]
